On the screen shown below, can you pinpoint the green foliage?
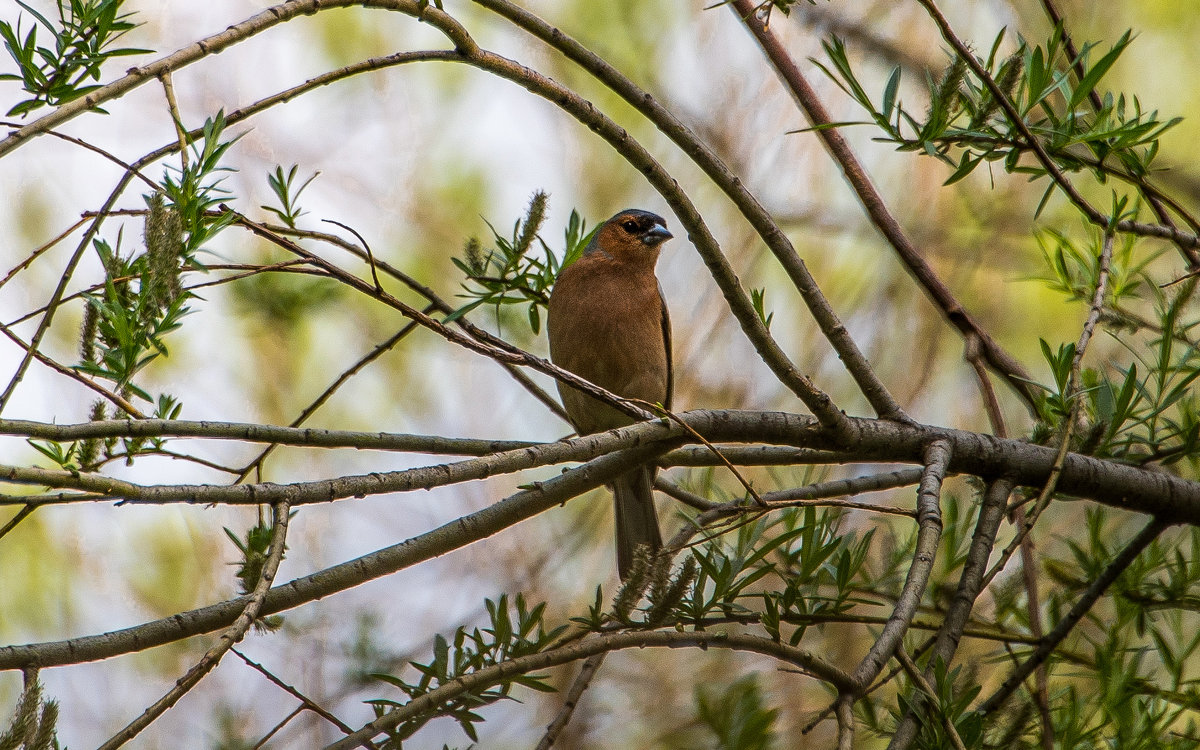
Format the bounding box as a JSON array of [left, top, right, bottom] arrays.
[[368, 593, 566, 746], [983, 510, 1200, 747], [223, 517, 287, 631], [63, 111, 241, 468], [811, 29, 1179, 209], [159, 110, 242, 266], [261, 164, 319, 229], [0, 0, 150, 116], [898, 658, 983, 750], [750, 287, 773, 331], [694, 673, 778, 750], [76, 235, 192, 400], [448, 193, 597, 335], [0, 675, 59, 750]]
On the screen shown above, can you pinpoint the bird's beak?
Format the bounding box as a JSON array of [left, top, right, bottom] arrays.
[[642, 225, 673, 245]]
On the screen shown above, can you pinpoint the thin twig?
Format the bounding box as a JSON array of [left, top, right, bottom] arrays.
[[157, 71, 188, 171], [982, 231, 1114, 589], [0, 217, 89, 291], [0, 505, 36, 541], [533, 653, 605, 750], [976, 516, 1171, 715], [234, 312, 431, 482], [231, 648, 372, 746], [634, 398, 765, 506], [894, 647, 968, 750], [96, 500, 292, 750]]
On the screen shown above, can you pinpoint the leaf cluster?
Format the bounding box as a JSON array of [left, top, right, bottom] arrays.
[[0, 675, 58, 750], [260, 163, 319, 229], [813, 28, 1179, 216], [448, 193, 596, 335], [222, 518, 287, 631], [368, 593, 566, 747], [0, 0, 149, 116]]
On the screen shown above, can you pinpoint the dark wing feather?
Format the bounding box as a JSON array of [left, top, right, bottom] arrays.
[[658, 282, 672, 409]]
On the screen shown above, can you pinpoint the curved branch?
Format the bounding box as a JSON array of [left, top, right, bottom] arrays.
[[0, 1, 465, 159], [326, 628, 854, 750], [887, 478, 1011, 750], [850, 439, 949, 690], [472, 0, 906, 423]]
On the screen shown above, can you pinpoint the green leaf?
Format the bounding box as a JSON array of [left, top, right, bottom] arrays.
[[881, 65, 901, 121], [1069, 31, 1131, 111]]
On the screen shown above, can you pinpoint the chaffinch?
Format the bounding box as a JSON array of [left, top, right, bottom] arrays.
[[547, 209, 673, 579]]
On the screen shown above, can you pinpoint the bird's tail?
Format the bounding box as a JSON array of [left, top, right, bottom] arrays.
[[613, 465, 663, 580]]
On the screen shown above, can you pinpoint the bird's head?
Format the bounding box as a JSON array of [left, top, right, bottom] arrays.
[[585, 209, 673, 263]]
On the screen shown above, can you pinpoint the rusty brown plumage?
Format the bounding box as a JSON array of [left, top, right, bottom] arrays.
[[547, 209, 673, 579]]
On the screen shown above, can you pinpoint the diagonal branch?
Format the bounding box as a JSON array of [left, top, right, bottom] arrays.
[[887, 478, 1011, 750], [533, 653, 605, 750], [96, 500, 291, 750], [913, 0, 1200, 254], [473, 0, 906, 423], [976, 515, 1170, 715], [730, 0, 1037, 412]]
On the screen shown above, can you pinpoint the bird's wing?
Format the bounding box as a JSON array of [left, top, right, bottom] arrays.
[[658, 281, 673, 410]]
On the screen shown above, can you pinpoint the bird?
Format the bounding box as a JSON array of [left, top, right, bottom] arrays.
[[547, 209, 673, 579]]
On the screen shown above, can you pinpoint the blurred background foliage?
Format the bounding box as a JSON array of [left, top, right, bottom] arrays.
[[2, 0, 1200, 747]]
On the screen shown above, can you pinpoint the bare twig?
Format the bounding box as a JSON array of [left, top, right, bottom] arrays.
[[231, 648, 372, 746], [534, 653, 605, 750], [0, 505, 36, 541], [96, 500, 291, 749], [234, 313, 431, 482]]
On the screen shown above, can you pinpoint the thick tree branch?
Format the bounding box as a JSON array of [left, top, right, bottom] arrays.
[[0, 440, 672, 670], [887, 478, 1011, 750], [5, 411, 1200, 523], [850, 439, 949, 690]]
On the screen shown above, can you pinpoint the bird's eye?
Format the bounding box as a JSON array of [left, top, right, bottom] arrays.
[[621, 220, 639, 233]]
